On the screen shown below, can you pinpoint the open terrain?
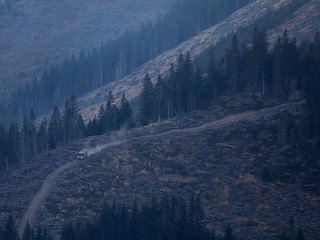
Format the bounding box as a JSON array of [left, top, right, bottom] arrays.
[[0, 0, 173, 101], [1, 95, 319, 239]]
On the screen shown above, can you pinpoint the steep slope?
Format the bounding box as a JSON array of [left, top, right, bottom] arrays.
[[76, 0, 320, 122], [268, 0, 320, 43], [1, 96, 319, 239], [0, 0, 173, 101]]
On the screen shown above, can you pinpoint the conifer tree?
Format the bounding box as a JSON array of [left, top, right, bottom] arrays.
[[7, 123, 20, 167], [250, 28, 269, 94], [105, 91, 119, 131], [296, 228, 304, 240], [3, 215, 19, 240], [36, 119, 48, 155], [20, 116, 30, 163], [0, 123, 8, 170], [98, 105, 106, 134], [139, 73, 155, 126], [75, 115, 86, 140], [225, 34, 240, 92], [28, 109, 37, 157], [22, 222, 32, 240], [314, 31, 320, 64], [63, 95, 80, 142], [119, 93, 133, 127], [194, 66, 204, 107], [154, 75, 165, 122], [182, 52, 194, 112], [48, 106, 63, 150], [272, 36, 285, 100], [175, 53, 185, 114], [224, 225, 236, 240], [166, 63, 177, 118]]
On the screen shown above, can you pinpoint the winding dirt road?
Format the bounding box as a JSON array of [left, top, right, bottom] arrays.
[[18, 160, 80, 236], [18, 100, 304, 236], [145, 100, 304, 139]]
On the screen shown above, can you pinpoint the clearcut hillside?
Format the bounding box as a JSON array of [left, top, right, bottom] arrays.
[[75, 0, 320, 122], [0, 95, 319, 239]]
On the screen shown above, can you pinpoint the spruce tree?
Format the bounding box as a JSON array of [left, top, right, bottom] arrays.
[[0, 123, 8, 170], [296, 228, 304, 240], [3, 215, 19, 240], [250, 28, 269, 94], [28, 109, 37, 157], [106, 91, 118, 131], [139, 73, 155, 126], [194, 66, 204, 107], [119, 93, 133, 127], [182, 52, 194, 112], [48, 106, 63, 150], [63, 95, 80, 142], [98, 105, 106, 134], [154, 75, 165, 122], [225, 34, 240, 92], [22, 222, 32, 240], [36, 119, 48, 155], [21, 116, 31, 163], [75, 115, 86, 140], [7, 123, 20, 167], [224, 225, 236, 240]]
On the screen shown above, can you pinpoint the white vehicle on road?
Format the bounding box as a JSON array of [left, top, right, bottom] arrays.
[[76, 150, 88, 160]]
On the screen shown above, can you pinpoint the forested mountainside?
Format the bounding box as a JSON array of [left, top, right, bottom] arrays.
[[0, 0, 319, 239], [0, 0, 255, 124], [71, 0, 320, 121], [0, 0, 173, 101]]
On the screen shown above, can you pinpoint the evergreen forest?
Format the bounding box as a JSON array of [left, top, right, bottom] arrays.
[[0, 0, 254, 124], [0, 196, 306, 240], [0, 29, 320, 173]]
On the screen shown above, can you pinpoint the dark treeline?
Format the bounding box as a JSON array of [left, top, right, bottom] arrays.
[[1, 29, 320, 172], [0, 215, 51, 240], [0, 93, 132, 171], [0, 0, 254, 125], [60, 195, 214, 240], [0, 196, 307, 240], [138, 30, 320, 140]]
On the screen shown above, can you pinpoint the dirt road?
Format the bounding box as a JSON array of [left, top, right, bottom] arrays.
[[18, 100, 304, 236], [18, 140, 128, 236], [144, 100, 304, 139], [18, 160, 80, 236]]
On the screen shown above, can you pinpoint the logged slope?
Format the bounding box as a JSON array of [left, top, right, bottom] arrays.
[[17, 139, 127, 236], [268, 0, 320, 43], [76, 0, 291, 121], [0, 0, 173, 101], [76, 0, 320, 122], [7, 98, 318, 239]]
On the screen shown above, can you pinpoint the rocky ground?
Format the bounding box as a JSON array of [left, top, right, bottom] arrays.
[[0, 94, 319, 239]]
